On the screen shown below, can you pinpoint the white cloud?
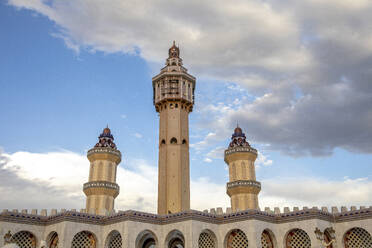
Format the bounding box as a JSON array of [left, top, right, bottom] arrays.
[[7, 0, 372, 157], [2, 150, 371, 213], [120, 114, 127, 119], [256, 151, 273, 167], [133, 133, 143, 138], [203, 158, 212, 163]]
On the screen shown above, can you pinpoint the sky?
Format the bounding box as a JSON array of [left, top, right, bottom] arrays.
[[0, 0, 372, 213]]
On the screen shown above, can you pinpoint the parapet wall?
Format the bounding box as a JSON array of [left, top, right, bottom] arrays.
[[2, 206, 372, 216], [203, 206, 372, 215]]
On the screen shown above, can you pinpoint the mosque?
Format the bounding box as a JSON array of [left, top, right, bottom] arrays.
[[1, 43, 371, 248]]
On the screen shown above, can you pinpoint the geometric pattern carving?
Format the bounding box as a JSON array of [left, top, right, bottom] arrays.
[[286, 229, 310, 248], [107, 231, 122, 248], [344, 227, 372, 248], [227, 229, 248, 248], [198, 232, 215, 248], [11, 231, 36, 248], [261, 230, 273, 248], [71, 231, 96, 248]]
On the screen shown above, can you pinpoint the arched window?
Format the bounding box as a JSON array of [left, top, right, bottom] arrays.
[[170, 137, 177, 144], [182, 139, 187, 144], [344, 227, 372, 248], [161, 139, 166, 145], [11, 231, 36, 248], [199, 230, 216, 248], [71, 231, 97, 248], [261, 229, 275, 248], [47, 231, 59, 248], [166, 230, 185, 248], [225, 229, 248, 248], [286, 229, 310, 248], [136, 230, 158, 248], [105, 230, 122, 248]]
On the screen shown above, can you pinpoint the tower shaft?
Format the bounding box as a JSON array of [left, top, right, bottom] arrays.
[[225, 127, 261, 211], [153, 42, 195, 214], [158, 101, 191, 214], [83, 128, 121, 215]]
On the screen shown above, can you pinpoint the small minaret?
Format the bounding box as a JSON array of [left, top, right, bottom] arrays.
[[224, 126, 261, 211], [153, 42, 196, 214], [83, 126, 121, 215]]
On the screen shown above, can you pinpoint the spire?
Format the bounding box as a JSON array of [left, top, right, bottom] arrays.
[[94, 126, 117, 149], [229, 125, 250, 148], [168, 40, 180, 58]]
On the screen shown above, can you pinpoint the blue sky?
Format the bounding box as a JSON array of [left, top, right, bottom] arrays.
[[1, 1, 371, 212]]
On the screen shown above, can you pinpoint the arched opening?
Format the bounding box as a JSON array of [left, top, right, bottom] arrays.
[[261, 229, 276, 248], [344, 227, 372, 248], [199, 229, 216, 248], [47, 231, 59, 248], [285, 229, 310, 248], [71, 231, 97, 248], [225, 229, 248, 248], [182, 139, 187, 145], [161, 139, 166, 145], [11, 231, 37, 248], [105, 230, 122, 248], [170, 137, 177, 144], [136, 230, 158, 248], [165, 230, 185, 248]]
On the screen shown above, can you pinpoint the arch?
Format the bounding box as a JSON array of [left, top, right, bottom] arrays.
[[344, 227, 372, 248], [182, 139, 187, 145], [225, 229, 248, 248], [46, 231, 59, 248], [170, 137, 178, 144], [11, 231, 37, 248], [105, 230, 122, 248], [165, 230, 185, 248], [71, 231, 97, 248], [161, 139, 166, 145], [261, 229, 276, 248], [285, 229, 310, 248], [198, 229, 217, 248], [136, 229, 158, 248]]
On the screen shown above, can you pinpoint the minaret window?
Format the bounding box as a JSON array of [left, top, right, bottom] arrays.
[[170, 137, 178, 144], [161, 139, 166, 145], [182, 139, 187, 144]]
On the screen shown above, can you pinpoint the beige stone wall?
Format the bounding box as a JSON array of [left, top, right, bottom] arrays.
[[2, 213, 371, 248]]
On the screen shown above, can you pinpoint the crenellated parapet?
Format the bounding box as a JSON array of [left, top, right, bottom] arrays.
[[2, 206, 371, 225]]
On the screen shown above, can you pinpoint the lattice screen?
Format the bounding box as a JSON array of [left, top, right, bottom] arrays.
[[198, 232, 215, 248], [11, 231, 36, 248], [261, 230, 273, 248], [344, 227, 372, 248], [71, 231, 96, 248], [286, 229, 310, 248], [107, 232, 122, 248], [227, 229, 248, 248]]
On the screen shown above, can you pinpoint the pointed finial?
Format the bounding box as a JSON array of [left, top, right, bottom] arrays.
[[173, 40, 176, 46]]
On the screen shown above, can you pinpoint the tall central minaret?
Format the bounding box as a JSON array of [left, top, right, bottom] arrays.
[[153, 42, 196, 214]]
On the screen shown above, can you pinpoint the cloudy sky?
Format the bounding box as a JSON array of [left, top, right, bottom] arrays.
[[1, 0, 372, 213]]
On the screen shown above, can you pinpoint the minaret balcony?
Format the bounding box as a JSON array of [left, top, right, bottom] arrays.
[[83, 181, 120, 197], [226, 180, 261, 196]]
